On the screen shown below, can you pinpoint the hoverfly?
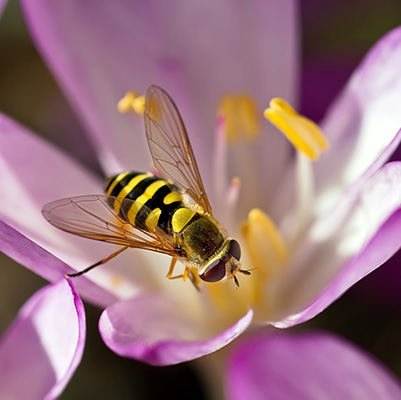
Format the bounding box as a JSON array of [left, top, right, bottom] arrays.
[[42, 85, 250, 287]]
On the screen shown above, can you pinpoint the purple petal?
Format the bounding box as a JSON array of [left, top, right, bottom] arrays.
[[0, 114, 164, 297], [226, 332, 401, 400], [0, 220, 118, 307], [0, 279, 85, 400], [274, 161, 401, 327], [316, 27, 401, 211], [0, 114, 106, 264], [21, 0, 298, 211], [99, 293, 253, 366]]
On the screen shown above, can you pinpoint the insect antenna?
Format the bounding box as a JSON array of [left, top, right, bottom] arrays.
[[238, 269, 252, 276]]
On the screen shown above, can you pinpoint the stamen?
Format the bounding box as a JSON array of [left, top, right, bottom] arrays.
[[117, 91, 145, 115], [241, 208, 288, 275], [218, 94, 260, 143], [264, 98, 328, 160], [240, 209, 288, 309]]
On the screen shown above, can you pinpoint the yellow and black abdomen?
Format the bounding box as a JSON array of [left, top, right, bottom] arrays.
[[105, 171, 184, 234], [105, 171, 225, 265]]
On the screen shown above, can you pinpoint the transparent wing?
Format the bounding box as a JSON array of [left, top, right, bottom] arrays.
[[42, 195, 177, 255], [144, 85, 212, 213]]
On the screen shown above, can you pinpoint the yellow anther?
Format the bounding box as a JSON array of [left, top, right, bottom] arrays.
[[241, 208, 287, 276], [218, 94, 260, 143], [264, 98, 328, 160], [117, 91, 145, 115]]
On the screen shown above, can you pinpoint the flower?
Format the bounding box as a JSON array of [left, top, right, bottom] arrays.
[[0, 275, 85, 399], [226, 331, 401, 400], [1, 0, 401, 397]]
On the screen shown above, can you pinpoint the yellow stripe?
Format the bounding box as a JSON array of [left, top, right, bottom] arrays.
[[123, 179, 166, 224], [134, 180, 166, 208], [106, 172, 130, 196], [171, 208, 197, 233], [114, 173, 150, 214], [163, 191, 182, 205], [145, 208, 162, 230], [126, 201, 142, 225]]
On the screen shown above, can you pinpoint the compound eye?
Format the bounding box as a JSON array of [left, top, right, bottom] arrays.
[[200, 259, 226, 283], [228, 239, 241, 261]]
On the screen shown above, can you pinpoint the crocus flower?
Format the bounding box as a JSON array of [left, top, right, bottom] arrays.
[[226, 331, 401, 400], [1, 0, 401, 397], [0, 274, 85, 399]]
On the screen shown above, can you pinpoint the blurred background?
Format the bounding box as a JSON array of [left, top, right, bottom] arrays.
[[1, 0, 401, 398]]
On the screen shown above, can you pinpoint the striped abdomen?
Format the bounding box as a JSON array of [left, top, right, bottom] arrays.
[[105, 171, 184, 234], [105, 171, 225, 263]]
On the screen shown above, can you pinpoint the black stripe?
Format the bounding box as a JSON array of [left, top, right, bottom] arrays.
[[118, 176, 160, 220], [135, 185, 177, 231], [145, 185, 172, 211], [107, 172, 185, 234], [157, 202, 183, 233], [107, 172, 141, 197], [124, 176, 159, 203]]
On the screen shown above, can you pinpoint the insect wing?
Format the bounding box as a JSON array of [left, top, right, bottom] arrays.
[[42, 195, 177, 255], [144, 85, 212, 213]]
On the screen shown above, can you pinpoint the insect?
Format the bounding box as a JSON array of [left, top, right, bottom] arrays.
[[42, 85, 250, 288]]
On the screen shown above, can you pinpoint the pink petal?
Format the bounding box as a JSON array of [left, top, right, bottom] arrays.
[[0, 114, 164, 299], [226, 332, 401, 400], [21, 0, 298, 211], [0, 279, 86, 400], [0, 220, 118, 307], [99, 293, 253, 366], [0, 114, 105, 265], [316, 27, 401, 212], [274, 161, 401, 327]]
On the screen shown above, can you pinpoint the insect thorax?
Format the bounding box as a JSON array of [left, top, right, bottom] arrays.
[[173, 213, 225, 264]]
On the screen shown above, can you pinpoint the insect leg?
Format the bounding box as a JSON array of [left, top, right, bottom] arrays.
[[166, 262, 201, 290], [66, 246, 129, 278], [166, 257, 178, 279], [166, 259, 191, 282], [167, 265, 189, 280]]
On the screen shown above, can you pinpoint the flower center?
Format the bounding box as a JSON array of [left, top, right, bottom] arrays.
[[229, 98, 330, 319], [264, 98, 328, 244]]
